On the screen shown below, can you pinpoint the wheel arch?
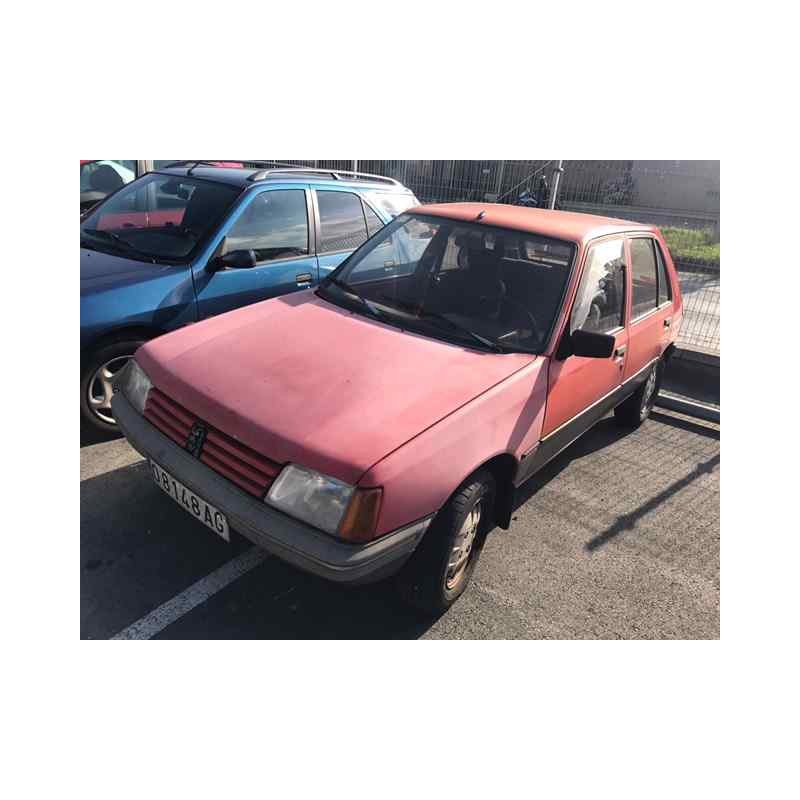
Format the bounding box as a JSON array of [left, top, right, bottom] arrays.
[[472, 453, 519, 530], [81, 324, 167, 364]]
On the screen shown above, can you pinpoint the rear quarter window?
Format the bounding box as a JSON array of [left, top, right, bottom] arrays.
[[654, 240, 673, 306]]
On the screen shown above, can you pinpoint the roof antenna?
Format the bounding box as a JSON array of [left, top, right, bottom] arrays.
[[476, 210, 486, 220]]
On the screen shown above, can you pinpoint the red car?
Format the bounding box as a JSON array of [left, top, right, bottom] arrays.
[[112, 204, 682, 614]]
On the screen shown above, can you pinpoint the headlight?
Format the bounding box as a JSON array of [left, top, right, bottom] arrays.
[[266, 464, 354, 536], [116, 359, 152, 415]]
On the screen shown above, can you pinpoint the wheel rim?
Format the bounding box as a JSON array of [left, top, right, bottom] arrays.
[[445, 500, 482, 590], [87, 355, 130, 424], [640, 366, 658, 419]]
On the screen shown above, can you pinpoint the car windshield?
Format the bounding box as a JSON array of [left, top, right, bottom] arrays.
[[318, 213, 576, 353], [80, 173, 241, 263]]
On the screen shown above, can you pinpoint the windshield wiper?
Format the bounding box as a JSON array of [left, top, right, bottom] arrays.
[[415, 311, 507, 352], [322, 276, 383, 320], [81, 229, 156, 262]]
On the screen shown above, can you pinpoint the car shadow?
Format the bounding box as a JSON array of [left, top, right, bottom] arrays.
[[511, 417, 629, 514], [80, 459, 438, 640], [156, 552, 438, 640], [81, 421, 123, 448]]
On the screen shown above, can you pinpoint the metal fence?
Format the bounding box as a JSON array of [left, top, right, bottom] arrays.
[[254, 160, 720, 356]]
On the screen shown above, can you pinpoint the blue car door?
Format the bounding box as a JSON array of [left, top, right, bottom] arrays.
[[312, 187, 385, 280], [193, 186, 318, 320]]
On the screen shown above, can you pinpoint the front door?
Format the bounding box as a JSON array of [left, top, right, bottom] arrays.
[[194, 187, 318, 320], [540, 236, 629, 441]]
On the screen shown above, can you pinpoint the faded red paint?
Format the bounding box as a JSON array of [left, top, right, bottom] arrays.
[[136, 291, 534, 494]]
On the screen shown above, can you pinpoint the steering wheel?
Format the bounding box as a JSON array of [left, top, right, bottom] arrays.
[[499, 295, 543, 344]]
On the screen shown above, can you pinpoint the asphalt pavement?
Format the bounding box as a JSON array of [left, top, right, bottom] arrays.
[[80, 407, 719, 640]]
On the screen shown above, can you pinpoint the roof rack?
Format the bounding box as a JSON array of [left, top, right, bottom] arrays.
[[247, 167, 402, 187]]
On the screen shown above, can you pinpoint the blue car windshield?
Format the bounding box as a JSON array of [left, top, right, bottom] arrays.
[[320, 213, 576, 354], [80, 173, 240, 263]]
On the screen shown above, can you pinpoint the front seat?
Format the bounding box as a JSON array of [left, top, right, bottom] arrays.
[[461, 241, 506, 316], [89, 164, 125, 196], [181, 185, 232, 233]]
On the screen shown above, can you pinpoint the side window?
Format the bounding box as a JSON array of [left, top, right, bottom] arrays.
[[654, 240, 673, 306], [317, 191, 369, 252], [224, 189, 309, 263], [363, 201, 384, 236], [630, 238, 659, 319], [571, 239, 626, 334]]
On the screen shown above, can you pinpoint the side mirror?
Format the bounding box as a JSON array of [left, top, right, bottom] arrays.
[[211, 249, 257, 271], [568, 329, 616, 359]]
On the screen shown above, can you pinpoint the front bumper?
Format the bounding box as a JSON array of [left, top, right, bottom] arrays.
[[111, 393, 431, 584]]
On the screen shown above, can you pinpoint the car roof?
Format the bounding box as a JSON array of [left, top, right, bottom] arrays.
[[411, 202, 655, 244], [152, 165, 412, 193]]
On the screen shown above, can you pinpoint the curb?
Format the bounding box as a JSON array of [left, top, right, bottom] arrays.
[[655, 392, 720, 424], [673, 346, 720, 369]]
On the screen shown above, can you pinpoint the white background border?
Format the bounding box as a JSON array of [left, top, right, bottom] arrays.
[[3, 1, 796, 797]]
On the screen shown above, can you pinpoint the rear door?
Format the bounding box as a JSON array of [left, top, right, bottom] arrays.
[[623, 234, 674, 383], [540, 236, 629, 440], [194, 187, 318, 320], [312, 188, 380, 278]]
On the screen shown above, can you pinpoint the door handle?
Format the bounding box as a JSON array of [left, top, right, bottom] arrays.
[[614, 345, 627, 357], [663, 318, 672, 328], [295, 272, 312, 286]]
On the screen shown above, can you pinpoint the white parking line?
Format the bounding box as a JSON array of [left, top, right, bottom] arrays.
[[111, 547, 269, 640]]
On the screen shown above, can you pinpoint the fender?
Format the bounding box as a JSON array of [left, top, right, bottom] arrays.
[[359, 358, 549, 537]]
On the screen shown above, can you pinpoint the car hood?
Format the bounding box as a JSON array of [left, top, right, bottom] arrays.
[[80, 247, 165, 291], [136, 291, 535, 485]]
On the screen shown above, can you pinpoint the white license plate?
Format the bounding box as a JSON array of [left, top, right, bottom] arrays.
[[150, 461, 230, 541]]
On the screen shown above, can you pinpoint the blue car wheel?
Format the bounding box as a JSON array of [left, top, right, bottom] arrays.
[[81, 338, 145, 433]]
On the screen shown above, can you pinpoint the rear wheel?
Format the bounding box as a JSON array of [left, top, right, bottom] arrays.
[[80, 338, 145, 434], [614, 358, 662, 429], [396, 470, 495, 616]]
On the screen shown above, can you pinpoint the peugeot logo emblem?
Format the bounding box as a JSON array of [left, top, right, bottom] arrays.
[[185, 422, 208, 458]]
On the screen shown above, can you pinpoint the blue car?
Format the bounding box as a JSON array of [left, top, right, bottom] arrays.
[[80, 163, 419, 432]]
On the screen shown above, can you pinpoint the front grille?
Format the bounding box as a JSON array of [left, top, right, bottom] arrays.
[[144, 387, 281, 498]]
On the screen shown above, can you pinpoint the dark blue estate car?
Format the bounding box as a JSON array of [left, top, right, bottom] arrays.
[[80, 163, 418, 432]]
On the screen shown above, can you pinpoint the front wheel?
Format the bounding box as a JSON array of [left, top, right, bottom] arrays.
[[396, 469, 495, 616], [80, 338, 145, 434]]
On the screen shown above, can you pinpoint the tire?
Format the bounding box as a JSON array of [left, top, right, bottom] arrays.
[[614, 358, 663, 429], [80, 338, 145, 434], [396, 469, 495, 616]]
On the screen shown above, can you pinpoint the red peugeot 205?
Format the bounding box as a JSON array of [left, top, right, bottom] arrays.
[[113, 204, 682, 614]]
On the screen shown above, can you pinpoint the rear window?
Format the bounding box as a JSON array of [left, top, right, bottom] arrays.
[[630, 238, 659, 319], [317, 191, 370, 253], [363, 201, 384, 235]]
